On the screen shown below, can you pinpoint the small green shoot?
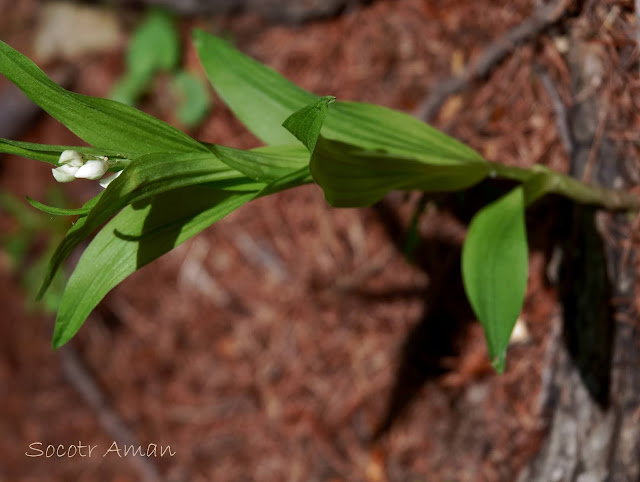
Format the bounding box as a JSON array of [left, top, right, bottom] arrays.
[[111, 9, 211, 128]]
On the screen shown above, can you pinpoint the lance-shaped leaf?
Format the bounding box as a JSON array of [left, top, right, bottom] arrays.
[[206, 144, 309, 182], [193, 29, 489, 206], [37, 151, 262, 299], [0, 40, 204, 154], [276, 96, 489, 206], [52, 186, 256, 347], [193, 29, 318, 145], [0, 139, 129, 165], [38, 144, 310, 298], [324, 101, 486, 164], [310, 101, 489, 207], [461, 186, 529, 373], [26, 193, 102, 216], [111, 8, 179, 105], [52, 164, 315, 348], [310, 136, 490, 207]]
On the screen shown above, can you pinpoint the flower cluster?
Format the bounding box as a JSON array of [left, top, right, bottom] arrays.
[[52, 150, 123, 187], [52, 150, 109, 182]]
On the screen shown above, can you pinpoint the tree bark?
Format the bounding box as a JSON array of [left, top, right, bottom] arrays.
[[518, 19, 640, 482]]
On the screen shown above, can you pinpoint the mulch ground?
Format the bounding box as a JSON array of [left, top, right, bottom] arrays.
[[1, 0, 638, 480]]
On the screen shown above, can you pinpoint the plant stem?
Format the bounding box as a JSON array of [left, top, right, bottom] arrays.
[[488, 162, 639, 211]]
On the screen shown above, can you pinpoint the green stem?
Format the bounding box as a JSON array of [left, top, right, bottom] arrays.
[[488, 162, 639, 211]]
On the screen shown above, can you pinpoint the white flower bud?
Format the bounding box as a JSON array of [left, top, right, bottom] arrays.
[[52, 164, 79, 183], [74, 159, 109, 180], [98, 170, 123, 188], [59, 150, 85, 167]]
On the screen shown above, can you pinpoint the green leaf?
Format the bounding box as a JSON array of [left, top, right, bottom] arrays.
[[110, 9, 179, 106], [39, 143, 309, 299], [280, 96, 489, 207], [0, 40, 204, 154], [324, 101, 486, 164], [461, 186, 528, 373], [193, 29, 318, 145], [127, 9, 179, 77], [282, 96, 335, 152], [256, 165, 314, 197], [310, 136, 489, 207], [26, 195, 99, 216], [192, 32, 485, 168], [206, 144, 309, 182], [190, 31, 489, 206], [51, 163, 313, 348], [171, 71, 211, 127], [38, 151, 263, 299], [309, 101, 490, 207], [52, 186, 256, 347], [0, 139, 129, 165]]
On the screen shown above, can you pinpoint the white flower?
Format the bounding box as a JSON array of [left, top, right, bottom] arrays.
[[58, 150, 85, 167], [52, 164, 80, 183], [52, 151, 122, 184], [98, 170, 123, 188], [74, 159, 109, 180]]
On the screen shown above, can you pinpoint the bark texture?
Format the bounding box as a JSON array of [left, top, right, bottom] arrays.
[[518, 19, 640, 482]]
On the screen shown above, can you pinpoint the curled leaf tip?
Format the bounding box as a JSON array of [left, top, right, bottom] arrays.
[[282, 96, 335, 152]]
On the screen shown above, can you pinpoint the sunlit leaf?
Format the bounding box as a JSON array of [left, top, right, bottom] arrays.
[[37, 151, 263, 299], [193, 29, 318, 145], [310, 136, 489, 207], [257, 165, 313, 197], [0, 139, 129, 165], [192, 32, 490, 206], [206, 144, 309, 182], [26, 194, 101, 216], [51, 162, 314, 347], [308, 101, 490, 207], [461, 186, 528, 373], [325, 101, 486, 164], [282, 96, 335, 152], [38, 142, 310, 298], [52, 186, 256, 347], [0, 40, 204, 154]]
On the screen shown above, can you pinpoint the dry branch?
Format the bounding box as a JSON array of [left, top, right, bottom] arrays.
[[60, 346, 164, 482], [535, 64, 574, 157], [415, 0, 575, 121]]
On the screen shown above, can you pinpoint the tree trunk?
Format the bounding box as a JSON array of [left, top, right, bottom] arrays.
[[518, 19, 640, 482]]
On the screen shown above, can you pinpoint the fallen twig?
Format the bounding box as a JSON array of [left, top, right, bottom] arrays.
[[415, 0, 575, 121], [535, 64, 574, 157], [60, 346, 164, 482], [582, 99, 609, 184]]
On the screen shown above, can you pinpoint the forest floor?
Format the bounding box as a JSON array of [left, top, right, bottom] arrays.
[[0, 0, 639, 481]]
